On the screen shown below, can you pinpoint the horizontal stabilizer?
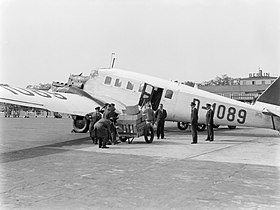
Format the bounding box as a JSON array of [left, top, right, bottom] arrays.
[[262, 107, 280, 118]]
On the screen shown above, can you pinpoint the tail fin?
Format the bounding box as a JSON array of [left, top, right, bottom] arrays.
[[256, 77, 280, 106]]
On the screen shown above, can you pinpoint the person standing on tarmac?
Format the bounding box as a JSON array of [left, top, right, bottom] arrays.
[[104, 103, 119, 145], [86, 106, 102, 144], [155, 103, 167, 139], [143, 103, 155, 125], [93, 118, 113, 149], [205, 103, 214, 142], [190, 102, 198, 144], [102, 103, 110, 118]]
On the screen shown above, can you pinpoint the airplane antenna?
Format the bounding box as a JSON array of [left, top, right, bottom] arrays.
[[110, 53, 116, 68]]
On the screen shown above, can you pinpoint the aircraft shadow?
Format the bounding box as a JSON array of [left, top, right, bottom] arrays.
[[0, 137, 92, 163], [165, 127, 279, 138]]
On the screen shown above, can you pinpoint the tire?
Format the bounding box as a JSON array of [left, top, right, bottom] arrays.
[[228, 125, 236, 129], [177, 122, 188, 130], [119, 137, 128, 142], [144, 124, 154, 143], [127, 138, 134, 144], [72, 116, 89, 133], [197, 124, 206, 131]]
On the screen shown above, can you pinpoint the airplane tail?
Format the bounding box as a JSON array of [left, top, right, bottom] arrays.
[[256, 76, 280, 106]]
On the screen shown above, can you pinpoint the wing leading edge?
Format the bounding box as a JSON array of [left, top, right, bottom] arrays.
[[0, 86, 102, 116]]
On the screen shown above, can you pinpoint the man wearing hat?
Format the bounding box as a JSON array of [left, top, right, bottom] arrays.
[[205, 103, 214, 141], [88, 106, 102, 144], [190, 102, 198, 144]]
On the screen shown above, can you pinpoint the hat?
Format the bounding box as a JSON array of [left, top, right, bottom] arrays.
[[111, 103, 115, 106], [190, 102, 196, 106], [95, 106, 100, 110], [206, 103, 211, 107]]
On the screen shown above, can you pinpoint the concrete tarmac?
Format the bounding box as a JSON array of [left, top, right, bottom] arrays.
[[0, 117, 280, 210]]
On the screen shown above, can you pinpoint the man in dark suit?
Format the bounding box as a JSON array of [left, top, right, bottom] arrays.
[[190, 102, 198, 144], [87, 106, 102, 144], [93, 118, 112, 149], [205, 103, 214, 141], [155, 103, 167, 139]]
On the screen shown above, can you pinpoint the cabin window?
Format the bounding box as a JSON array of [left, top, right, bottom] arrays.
[[126, 81, 134, 90], [104, 76, 112, 85], [114, 79, 122, 87], [165, 89, 173, 99]]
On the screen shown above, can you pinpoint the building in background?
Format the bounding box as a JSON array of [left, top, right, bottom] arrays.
[[199, 69, 278, 103]]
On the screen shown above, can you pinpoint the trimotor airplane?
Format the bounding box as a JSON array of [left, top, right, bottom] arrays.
[[0, 68, 279, 134]]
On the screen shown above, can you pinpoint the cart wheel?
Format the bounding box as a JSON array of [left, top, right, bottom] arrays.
[[119, 137, 127, 142], [127, 137, 134, 144], [144, 124, 154, 143]]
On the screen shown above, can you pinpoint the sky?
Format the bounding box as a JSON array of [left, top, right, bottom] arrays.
[[0, 0, 279, 87]]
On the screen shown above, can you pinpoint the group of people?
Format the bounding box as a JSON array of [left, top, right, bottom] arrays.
[[88, 101, 214, 148], [87, 103, 119, 149], [143, 103, 167, 139], [190, 102, 214, 144]]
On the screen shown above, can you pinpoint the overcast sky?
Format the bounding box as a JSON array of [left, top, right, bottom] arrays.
[[0, 0, 279, 87]]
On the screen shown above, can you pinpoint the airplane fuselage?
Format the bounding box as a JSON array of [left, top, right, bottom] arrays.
[[83, 69, 280, 131]]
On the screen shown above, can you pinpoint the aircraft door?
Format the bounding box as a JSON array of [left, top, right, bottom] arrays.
[[138, 83, 163, 111]]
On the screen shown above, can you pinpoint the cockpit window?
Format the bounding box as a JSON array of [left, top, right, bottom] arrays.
[[126, 81, 134, 90], [104, 76, 112, 85], [114, 79, 122, 87], [165, 89, 173, 99]]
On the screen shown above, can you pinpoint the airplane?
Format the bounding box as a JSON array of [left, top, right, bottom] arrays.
[[0, 68, 279, 135]]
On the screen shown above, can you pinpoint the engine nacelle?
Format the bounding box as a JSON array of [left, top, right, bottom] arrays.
[[72, 115, 90, 133]]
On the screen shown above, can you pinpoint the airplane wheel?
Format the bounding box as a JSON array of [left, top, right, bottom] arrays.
[[119, 137, 128, 142], [72, 116, 89, 133], [177, 122, 188, 130], [228, 125, 236, 129], [213, 124, 220, 128], [127, 138, 134, 144], [144, 124, 154, 143], [197, 124, 206, 131]]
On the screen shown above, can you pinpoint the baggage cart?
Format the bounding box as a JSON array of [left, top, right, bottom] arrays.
[[116, 111, 154, 144]]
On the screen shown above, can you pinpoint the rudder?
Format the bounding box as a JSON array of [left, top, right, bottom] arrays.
[[257, 77, 280, 106]]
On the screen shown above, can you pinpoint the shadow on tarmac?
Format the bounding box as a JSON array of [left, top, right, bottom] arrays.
[[1, 127, 278, 163], [166, 126, 279, 138], [0, 137, 91, 163]]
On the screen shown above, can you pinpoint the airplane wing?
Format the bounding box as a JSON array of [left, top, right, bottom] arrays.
[[0, 85, 103, 116]]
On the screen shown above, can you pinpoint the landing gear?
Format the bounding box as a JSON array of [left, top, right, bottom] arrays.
[[72, 116, 89, 133], [197, 124, 206, 131], [177, 122, 188, 130]]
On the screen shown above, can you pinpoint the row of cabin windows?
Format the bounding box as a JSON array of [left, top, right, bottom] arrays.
[[104, 76, 173, 99]]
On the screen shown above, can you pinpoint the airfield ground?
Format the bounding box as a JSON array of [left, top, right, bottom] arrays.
[[0, 117, 279, 210]]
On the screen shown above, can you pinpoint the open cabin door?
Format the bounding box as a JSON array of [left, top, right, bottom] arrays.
[[138, 83, 163, 111]]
